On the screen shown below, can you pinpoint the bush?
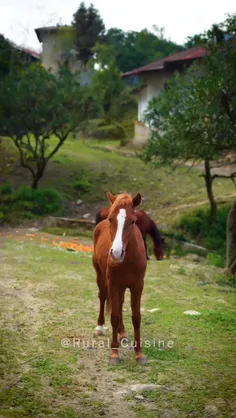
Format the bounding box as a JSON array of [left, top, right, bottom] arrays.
[[0, 181, 14, 195], [0, 183, 63, 224], [176, 204, 232, 257], [74, 175, 92, 193], [90, 122, 126, 139]]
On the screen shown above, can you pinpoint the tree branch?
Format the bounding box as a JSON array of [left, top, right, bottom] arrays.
[[10, 135, 36, 179]]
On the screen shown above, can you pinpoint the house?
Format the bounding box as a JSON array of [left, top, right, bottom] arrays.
[[35, 25, 94, 85], [121, 46, 208, 147]]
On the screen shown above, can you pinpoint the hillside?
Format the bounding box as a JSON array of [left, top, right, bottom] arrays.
[[1, 136, 236, 229]]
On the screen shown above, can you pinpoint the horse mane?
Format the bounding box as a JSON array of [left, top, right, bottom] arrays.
[[108, 193, 133, 215], [95, 212, 102, 225], [148, 219, 163, 247]]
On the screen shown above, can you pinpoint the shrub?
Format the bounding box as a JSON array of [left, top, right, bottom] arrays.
[[74, 175, 92, 193], [90, 123, 126, 139], [0, 182, 63, 224], [0, 181, 14, 195], [176, 204, 231, 257]]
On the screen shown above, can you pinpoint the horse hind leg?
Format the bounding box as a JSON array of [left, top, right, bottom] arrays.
[[130, 285, 148, 364]]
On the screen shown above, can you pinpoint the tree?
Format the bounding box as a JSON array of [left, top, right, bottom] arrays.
[[0, 64, 98, 189], [91, 43, 137, 122], [143, 16, 236, 223], [72, 2, 105, 68], [226, 201, 236, 275], [105, 27, 183, 73], [0, 34, 25, 78]]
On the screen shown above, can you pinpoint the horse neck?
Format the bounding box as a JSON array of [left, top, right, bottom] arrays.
[[148, 220, 162, 247]]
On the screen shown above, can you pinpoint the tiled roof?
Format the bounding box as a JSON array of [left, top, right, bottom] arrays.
[[122, 46, 208, 77]]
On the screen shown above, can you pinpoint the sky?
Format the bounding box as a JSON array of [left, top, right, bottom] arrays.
[[0, 0, 235, 52]]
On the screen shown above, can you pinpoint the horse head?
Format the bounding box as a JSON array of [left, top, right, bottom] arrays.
[[106, 190, 142, 262], [153, 236, 165, 260]]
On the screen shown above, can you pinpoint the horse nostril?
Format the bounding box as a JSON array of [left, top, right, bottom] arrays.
[[121, 249, 124, 257]]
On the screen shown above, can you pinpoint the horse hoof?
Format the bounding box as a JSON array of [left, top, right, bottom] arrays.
[[136, 356, 148, 365], [95, 330, 104, 336], [109, 357, 121, 365]]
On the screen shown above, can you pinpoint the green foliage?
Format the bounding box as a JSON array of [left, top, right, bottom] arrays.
[[74, 175, 92, 193], [90, 122, 126, 140], [106, 27, 183, 73], [91, 44, 137, 123], [71, 2, 105, 67], [143, 15, 236, 219], [176, 204, 231, 256], [0, 65, 98, 189], [0, 34, 27, 78], [207, 253, 225, 268], [0, 182, 63, 224]]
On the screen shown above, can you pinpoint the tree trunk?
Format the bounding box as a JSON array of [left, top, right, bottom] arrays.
[[31, 178, 38, 189], [31, 165, 45, 190], [204, 159, 217, 224], [226, 201, 236, 275]]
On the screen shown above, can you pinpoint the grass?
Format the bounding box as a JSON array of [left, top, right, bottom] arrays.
[[1, 136, 236, 227], [0, 233, 236, 417]]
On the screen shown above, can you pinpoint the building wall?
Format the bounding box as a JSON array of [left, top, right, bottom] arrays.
[[134, 71, 173, 146], [138, 71, 172, 123], [41, 31, 81, 74]]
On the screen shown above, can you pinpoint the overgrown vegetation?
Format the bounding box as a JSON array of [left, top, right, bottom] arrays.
[[176, 204, 231, 255], [0, 182, 63, 224]]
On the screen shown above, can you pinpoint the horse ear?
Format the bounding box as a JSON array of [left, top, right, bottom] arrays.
[[132, 193, 142, 207], [106, 190, 116, 204]]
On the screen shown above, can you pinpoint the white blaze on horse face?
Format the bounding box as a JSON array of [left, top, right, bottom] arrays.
[[111, 209, 126, 259]]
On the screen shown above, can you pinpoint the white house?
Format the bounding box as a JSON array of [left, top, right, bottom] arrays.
[[122, 46, 208, 147]]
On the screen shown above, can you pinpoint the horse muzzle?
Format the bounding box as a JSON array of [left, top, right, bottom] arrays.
[[109, 248, 125, 262]]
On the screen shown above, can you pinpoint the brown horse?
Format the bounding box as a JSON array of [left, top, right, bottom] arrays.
[[95, 207, 164, 261], [92, 191, 147, 365]]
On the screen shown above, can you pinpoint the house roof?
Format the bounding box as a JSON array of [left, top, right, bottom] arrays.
[[14, 45, 41, 59], [122, 46, 208, 77], [35, 25, 70, 43]]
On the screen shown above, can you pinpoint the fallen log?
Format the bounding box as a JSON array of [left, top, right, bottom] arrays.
[[44, 216, 95, 230]]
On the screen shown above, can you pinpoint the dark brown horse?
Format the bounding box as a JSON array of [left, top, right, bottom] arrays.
[[95, 207, 164, 261], [92, 191, 147, 364]]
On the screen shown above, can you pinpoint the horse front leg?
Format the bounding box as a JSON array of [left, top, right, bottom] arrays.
[[118, 290, 128, 343], [130, 284, 147, 364], [95, 271, 106, 336]]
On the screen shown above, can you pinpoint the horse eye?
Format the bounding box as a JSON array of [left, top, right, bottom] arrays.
[[108, 218, 112, 222]]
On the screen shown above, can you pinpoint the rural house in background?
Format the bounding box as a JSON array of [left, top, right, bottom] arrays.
[[35, 25, 94, 85], [122, 46, 208, 147]]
